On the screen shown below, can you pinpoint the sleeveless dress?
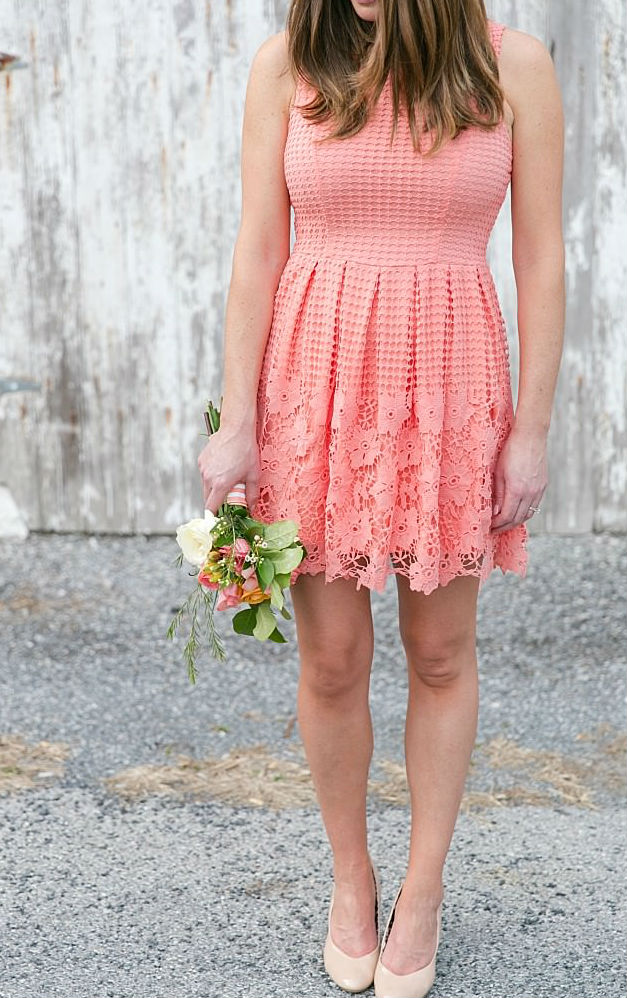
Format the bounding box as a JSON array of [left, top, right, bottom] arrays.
[[251, 19, 528, 595]]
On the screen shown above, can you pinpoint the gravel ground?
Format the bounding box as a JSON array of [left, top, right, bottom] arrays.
[[0, 531, 625, 998]]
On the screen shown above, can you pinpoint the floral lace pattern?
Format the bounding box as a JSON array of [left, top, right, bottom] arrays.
[[251, 20, 528, 594]]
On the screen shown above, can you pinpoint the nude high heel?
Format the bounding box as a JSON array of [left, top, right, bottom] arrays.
[[323, 859, 381, 993], [374, 882, 442, 998]]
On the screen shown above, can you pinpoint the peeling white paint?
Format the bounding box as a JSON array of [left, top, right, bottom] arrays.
[[564, 200, 590, 298], [0, 484, 29, 538]]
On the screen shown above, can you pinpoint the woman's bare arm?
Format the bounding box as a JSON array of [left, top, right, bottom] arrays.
[[217, 30, 294, 435], [491, 27, 565, 534], [198, 31, 294, 512]]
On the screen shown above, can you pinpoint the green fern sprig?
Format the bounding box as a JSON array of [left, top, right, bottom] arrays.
[[166, 599, 188, 643], [199, 586, 227, 664], [182, 590, 203, 685], [166, 581, 227, 684]]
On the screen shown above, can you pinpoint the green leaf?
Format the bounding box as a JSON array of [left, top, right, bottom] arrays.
[[279, 606, 292, 620], [252, 600, 278, 641], [205, 400, 220, 433], [240, 516, 264, 532], [210, 532, 229, 549], [232, 607, 258, 636], [262, 520, 299, 550], [269, 578, 284, 610], [273, 572, 292, 589], [256, 557, 275, 589], [268, 546, 303, 574], [267, 627, 287, 643]]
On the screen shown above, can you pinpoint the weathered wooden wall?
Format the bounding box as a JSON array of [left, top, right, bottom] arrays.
[[0, 0, 625, 534], [487, 0, 627, 533]]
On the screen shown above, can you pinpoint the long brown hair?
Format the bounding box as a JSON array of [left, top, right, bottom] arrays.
[[285, 0, 505, 155]]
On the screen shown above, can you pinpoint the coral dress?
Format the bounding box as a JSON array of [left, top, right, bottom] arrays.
[[252, 19, 527, 595]]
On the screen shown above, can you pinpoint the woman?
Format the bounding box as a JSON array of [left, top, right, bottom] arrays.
[[199, 1, 565, 995]]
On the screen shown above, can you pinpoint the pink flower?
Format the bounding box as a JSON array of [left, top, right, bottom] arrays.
[[216, 581, 243, 611], [241, 572, 260, 593], [233, 537, 251, 573], [240, 564, 257, 580]]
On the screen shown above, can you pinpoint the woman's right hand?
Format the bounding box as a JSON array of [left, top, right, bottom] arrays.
[[197, 426, 261, 515]]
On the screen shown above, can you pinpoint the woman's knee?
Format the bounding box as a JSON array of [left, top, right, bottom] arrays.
[[401, 627, 476, 687], [298, 631, 374, 700]]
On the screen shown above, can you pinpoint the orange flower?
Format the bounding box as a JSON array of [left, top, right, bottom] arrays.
[[242, 586, 270, 605]]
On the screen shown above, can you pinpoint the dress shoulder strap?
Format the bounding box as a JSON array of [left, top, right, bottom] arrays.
[[487, 19, 506, 59]]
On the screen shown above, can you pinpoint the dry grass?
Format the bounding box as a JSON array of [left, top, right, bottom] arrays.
[[104, 744, 569, 812], [0, 734, 71, 794], [368, 757, 568, 811], [104, 744, 317, 810], [575, 724, 627, 794], [367, 735, 608, 811], [103, 724, 626, 813], [0, 586, 86, 614], [460, 787, 558, 811], [476, 735, 598, 810], [368, 759, 409, 805]]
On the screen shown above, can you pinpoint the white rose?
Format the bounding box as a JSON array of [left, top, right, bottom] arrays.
[[176, 510, 218, 567]]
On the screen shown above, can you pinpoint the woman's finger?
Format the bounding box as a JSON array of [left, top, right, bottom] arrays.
[[494, 493, 538, 532], [245, 478, 260, 512], [491, 466, 505, 517], [205, 484, 227, 516], [522, 491, 545, 522], [490, 484, 522, 532], [511, 495, 533, 527]]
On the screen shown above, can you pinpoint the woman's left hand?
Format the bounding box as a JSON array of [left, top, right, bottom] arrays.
[[490, 425, 548, 534]]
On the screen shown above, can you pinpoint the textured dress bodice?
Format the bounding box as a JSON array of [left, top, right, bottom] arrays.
[[285, 72, 512, 269]]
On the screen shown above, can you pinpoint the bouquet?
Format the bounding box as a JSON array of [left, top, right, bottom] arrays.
[[166, 398, 307, 683]]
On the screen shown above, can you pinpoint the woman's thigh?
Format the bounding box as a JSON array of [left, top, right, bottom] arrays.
[[290, 570, 375, 677]]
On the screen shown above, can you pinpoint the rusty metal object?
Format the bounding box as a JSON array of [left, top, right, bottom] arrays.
[[0, 52, 28, 72]]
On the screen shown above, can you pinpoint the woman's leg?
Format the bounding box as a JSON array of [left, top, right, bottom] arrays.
[[381, 573, 481, 974], [291, 570, 377, 957]]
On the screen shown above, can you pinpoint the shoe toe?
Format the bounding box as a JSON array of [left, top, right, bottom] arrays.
[[324, 936, 379, 992], [373, 957, 436, 998]]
